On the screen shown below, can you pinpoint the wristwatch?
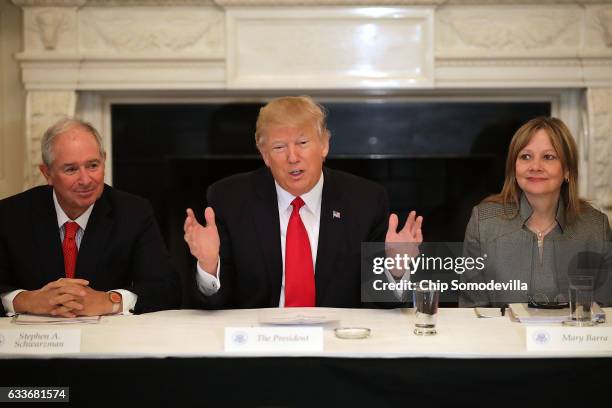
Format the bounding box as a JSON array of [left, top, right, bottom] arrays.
[[108, 291, 122, 314]]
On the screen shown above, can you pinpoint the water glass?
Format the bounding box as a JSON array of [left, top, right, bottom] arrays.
[[562, 275, 595, 327], [414, 286, 440, 335]]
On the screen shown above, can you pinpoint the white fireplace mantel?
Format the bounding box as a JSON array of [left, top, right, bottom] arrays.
[[12, 0, 612, 217]]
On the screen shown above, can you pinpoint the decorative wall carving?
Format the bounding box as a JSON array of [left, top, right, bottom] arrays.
[[34, 9, 66, 50], [585, 5, 612, 51], [586, 88, 612, 217], [24, 7, 78, 52], [437, 6, 581, 55], [595, 7, 612, 47], [584, 6, 612, 52], [24, 91, 76, 188], [80, 8, 224, 56]]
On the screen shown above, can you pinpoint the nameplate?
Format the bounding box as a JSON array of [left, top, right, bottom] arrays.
[[526, 326, 612, 352], [0, 329, 81, 354], [225, 327, 323, 353]]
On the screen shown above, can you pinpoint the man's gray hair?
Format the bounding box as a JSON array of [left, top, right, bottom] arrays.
[[41, 117, 105, 167]]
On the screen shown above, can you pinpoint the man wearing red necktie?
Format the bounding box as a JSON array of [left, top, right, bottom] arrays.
[[0, 118, 180, 317], [184, 96, 423, 309]]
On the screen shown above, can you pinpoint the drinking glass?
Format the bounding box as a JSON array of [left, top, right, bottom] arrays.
[[414, 286, 440, 335], [562, 275, 595, 327]]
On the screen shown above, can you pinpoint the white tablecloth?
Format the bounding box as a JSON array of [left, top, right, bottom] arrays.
[[1, 307, 611, 359]]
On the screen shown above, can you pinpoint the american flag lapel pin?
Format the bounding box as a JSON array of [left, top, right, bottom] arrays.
[[332, 210, 341, 219]]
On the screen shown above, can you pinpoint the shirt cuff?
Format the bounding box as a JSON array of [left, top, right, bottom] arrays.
[[1, 289, 25, 316], [112, 289, 137, 315], [196, 261, 221, 295], [384, 267, 412, 301]]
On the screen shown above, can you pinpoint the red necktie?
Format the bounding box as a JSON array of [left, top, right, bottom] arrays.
[[284, 197, 315, 307], [62, 222, 79, 279]]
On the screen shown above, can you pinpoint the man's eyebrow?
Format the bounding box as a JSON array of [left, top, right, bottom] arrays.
[[60, 159, 101, 168]]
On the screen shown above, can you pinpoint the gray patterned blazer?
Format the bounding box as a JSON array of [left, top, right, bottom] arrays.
[[460, 194, 612, 307]]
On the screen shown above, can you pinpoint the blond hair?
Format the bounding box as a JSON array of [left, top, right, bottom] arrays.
[[255, 96, 330, 146]]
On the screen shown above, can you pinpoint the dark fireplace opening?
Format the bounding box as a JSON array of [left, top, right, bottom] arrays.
[[112, 100, 550, 305]]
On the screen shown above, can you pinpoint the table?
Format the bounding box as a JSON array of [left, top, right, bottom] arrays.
[[1, 308, 610, 406]]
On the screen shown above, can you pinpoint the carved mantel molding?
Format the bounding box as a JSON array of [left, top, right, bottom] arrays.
[[11, 0, 612, 214], [14, 1, 612, 85]]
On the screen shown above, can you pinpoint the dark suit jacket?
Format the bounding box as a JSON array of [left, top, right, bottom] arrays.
[[0, 185, 181, 315], [192, 167, 392, 309]]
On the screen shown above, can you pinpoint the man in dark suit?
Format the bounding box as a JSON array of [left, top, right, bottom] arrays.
[[0, 118, 180, 317], [184, 96, 422, 309]]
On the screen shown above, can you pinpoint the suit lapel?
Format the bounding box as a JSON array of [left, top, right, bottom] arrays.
[[75, 188, 113, 281], [251, 168, 283, 306], [34, 187, 65, 282], [315, 168, 345, 305]]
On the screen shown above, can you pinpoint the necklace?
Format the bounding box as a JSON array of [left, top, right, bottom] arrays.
[[527, 218, 557, 265], [529, 220, 557, 248]]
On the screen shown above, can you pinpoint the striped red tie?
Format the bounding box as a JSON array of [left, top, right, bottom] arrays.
[[62, 222, 79, 279], [284, 197, 315, 307]]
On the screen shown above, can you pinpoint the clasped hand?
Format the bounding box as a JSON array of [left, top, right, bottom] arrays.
[[14, 278, 113, 318]]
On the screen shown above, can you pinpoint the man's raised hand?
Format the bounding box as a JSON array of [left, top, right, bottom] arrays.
[[184, 207, 220, 275]]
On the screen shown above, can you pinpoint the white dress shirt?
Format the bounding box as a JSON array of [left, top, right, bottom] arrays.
[[196, 173, 408, 306], [197, 173, 323, 307], [1, 190, 137, 315]]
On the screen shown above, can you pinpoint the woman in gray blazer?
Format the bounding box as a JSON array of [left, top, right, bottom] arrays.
[[460, 117, 611, 307]]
